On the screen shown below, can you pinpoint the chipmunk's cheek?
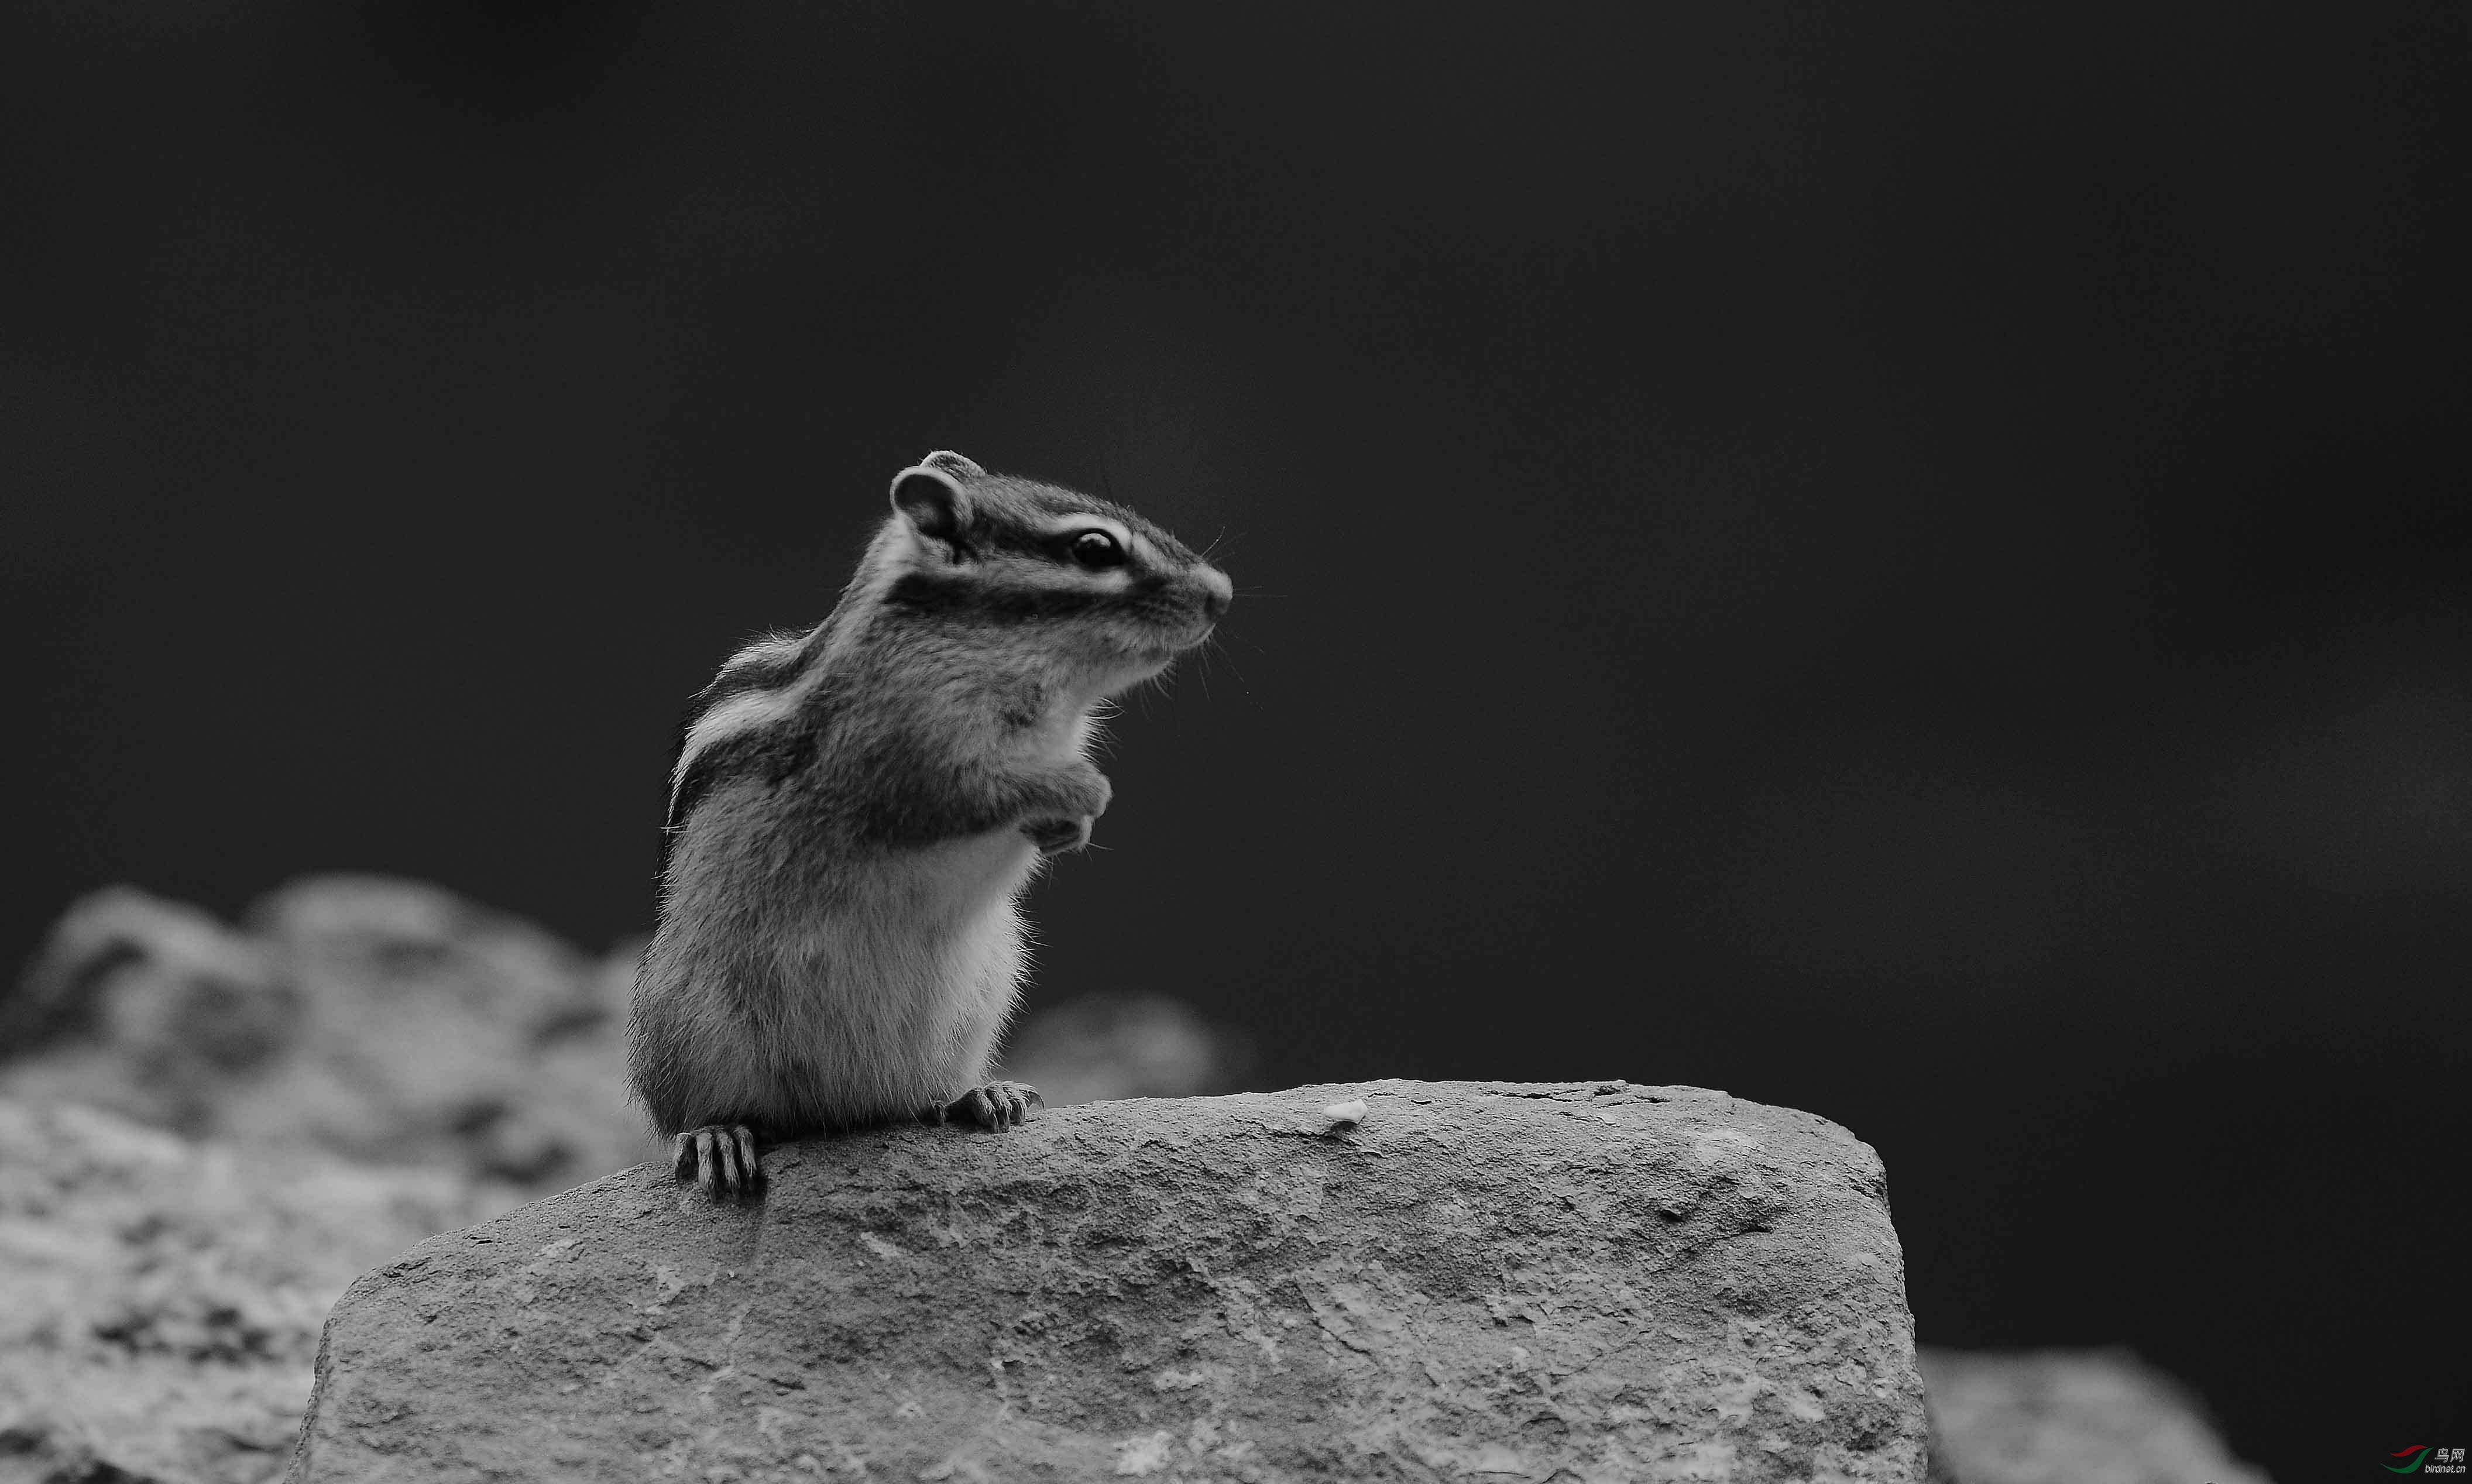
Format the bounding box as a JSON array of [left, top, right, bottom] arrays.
[[1114, 651, 1178, 688]]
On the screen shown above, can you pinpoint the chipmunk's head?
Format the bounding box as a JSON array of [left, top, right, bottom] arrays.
[[876, 450, 1231, 686]]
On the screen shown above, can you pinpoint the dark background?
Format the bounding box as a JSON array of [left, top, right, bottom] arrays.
[[5, 2, 2466, 1475]]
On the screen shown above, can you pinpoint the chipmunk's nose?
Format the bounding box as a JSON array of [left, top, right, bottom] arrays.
[[1198, 566, 1232, 620]]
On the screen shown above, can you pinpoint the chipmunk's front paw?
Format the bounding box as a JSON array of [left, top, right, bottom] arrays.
[[672, 1123, 761, 1200], [1022, 816, 1094, 853], [946, 1081, 1043, 1131]]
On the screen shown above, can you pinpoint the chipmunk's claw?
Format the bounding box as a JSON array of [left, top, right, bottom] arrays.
[[946, 1081, 1043, 1131], [673, 1123, 761, 1200]]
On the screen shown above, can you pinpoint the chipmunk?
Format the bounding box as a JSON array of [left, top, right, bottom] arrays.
[[626, 451, 1231, 1197]]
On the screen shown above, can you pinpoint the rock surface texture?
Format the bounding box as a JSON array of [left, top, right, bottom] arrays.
[[288, 1080, 1927, 1482]]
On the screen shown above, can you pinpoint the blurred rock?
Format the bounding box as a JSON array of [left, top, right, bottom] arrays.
[[1, 878, 659, 1199], [1, 887, 294, 1135], [0, 1095, 486, 1484], [1921, 1346, 2272, 1484], [1002, 991, 1258, 1105], [290, 1081, 1929, 1483]]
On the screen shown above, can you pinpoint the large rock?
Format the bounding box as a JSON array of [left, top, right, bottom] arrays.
[[288, 1080, 1927, 1482]]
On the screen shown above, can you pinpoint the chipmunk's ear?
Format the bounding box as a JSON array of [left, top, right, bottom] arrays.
[[890, 459, 972, 543], [919, 450, 984, 479]]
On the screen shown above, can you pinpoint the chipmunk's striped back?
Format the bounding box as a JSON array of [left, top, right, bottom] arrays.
[[626, 451, 1230, 1195]]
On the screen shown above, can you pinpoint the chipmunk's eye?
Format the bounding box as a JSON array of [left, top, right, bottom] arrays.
[[1067, 530, 1127, 570]]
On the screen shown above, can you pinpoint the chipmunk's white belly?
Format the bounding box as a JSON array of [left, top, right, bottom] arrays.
[[756, 828, 1039, 1126]]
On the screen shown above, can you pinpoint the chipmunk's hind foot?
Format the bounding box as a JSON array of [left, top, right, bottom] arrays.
[[945, 1081, 1043, 1131], [672, 1122, 761, 1199]]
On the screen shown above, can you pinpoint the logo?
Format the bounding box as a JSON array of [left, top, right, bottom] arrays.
[[2391, 1447, 2469, 1475]]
